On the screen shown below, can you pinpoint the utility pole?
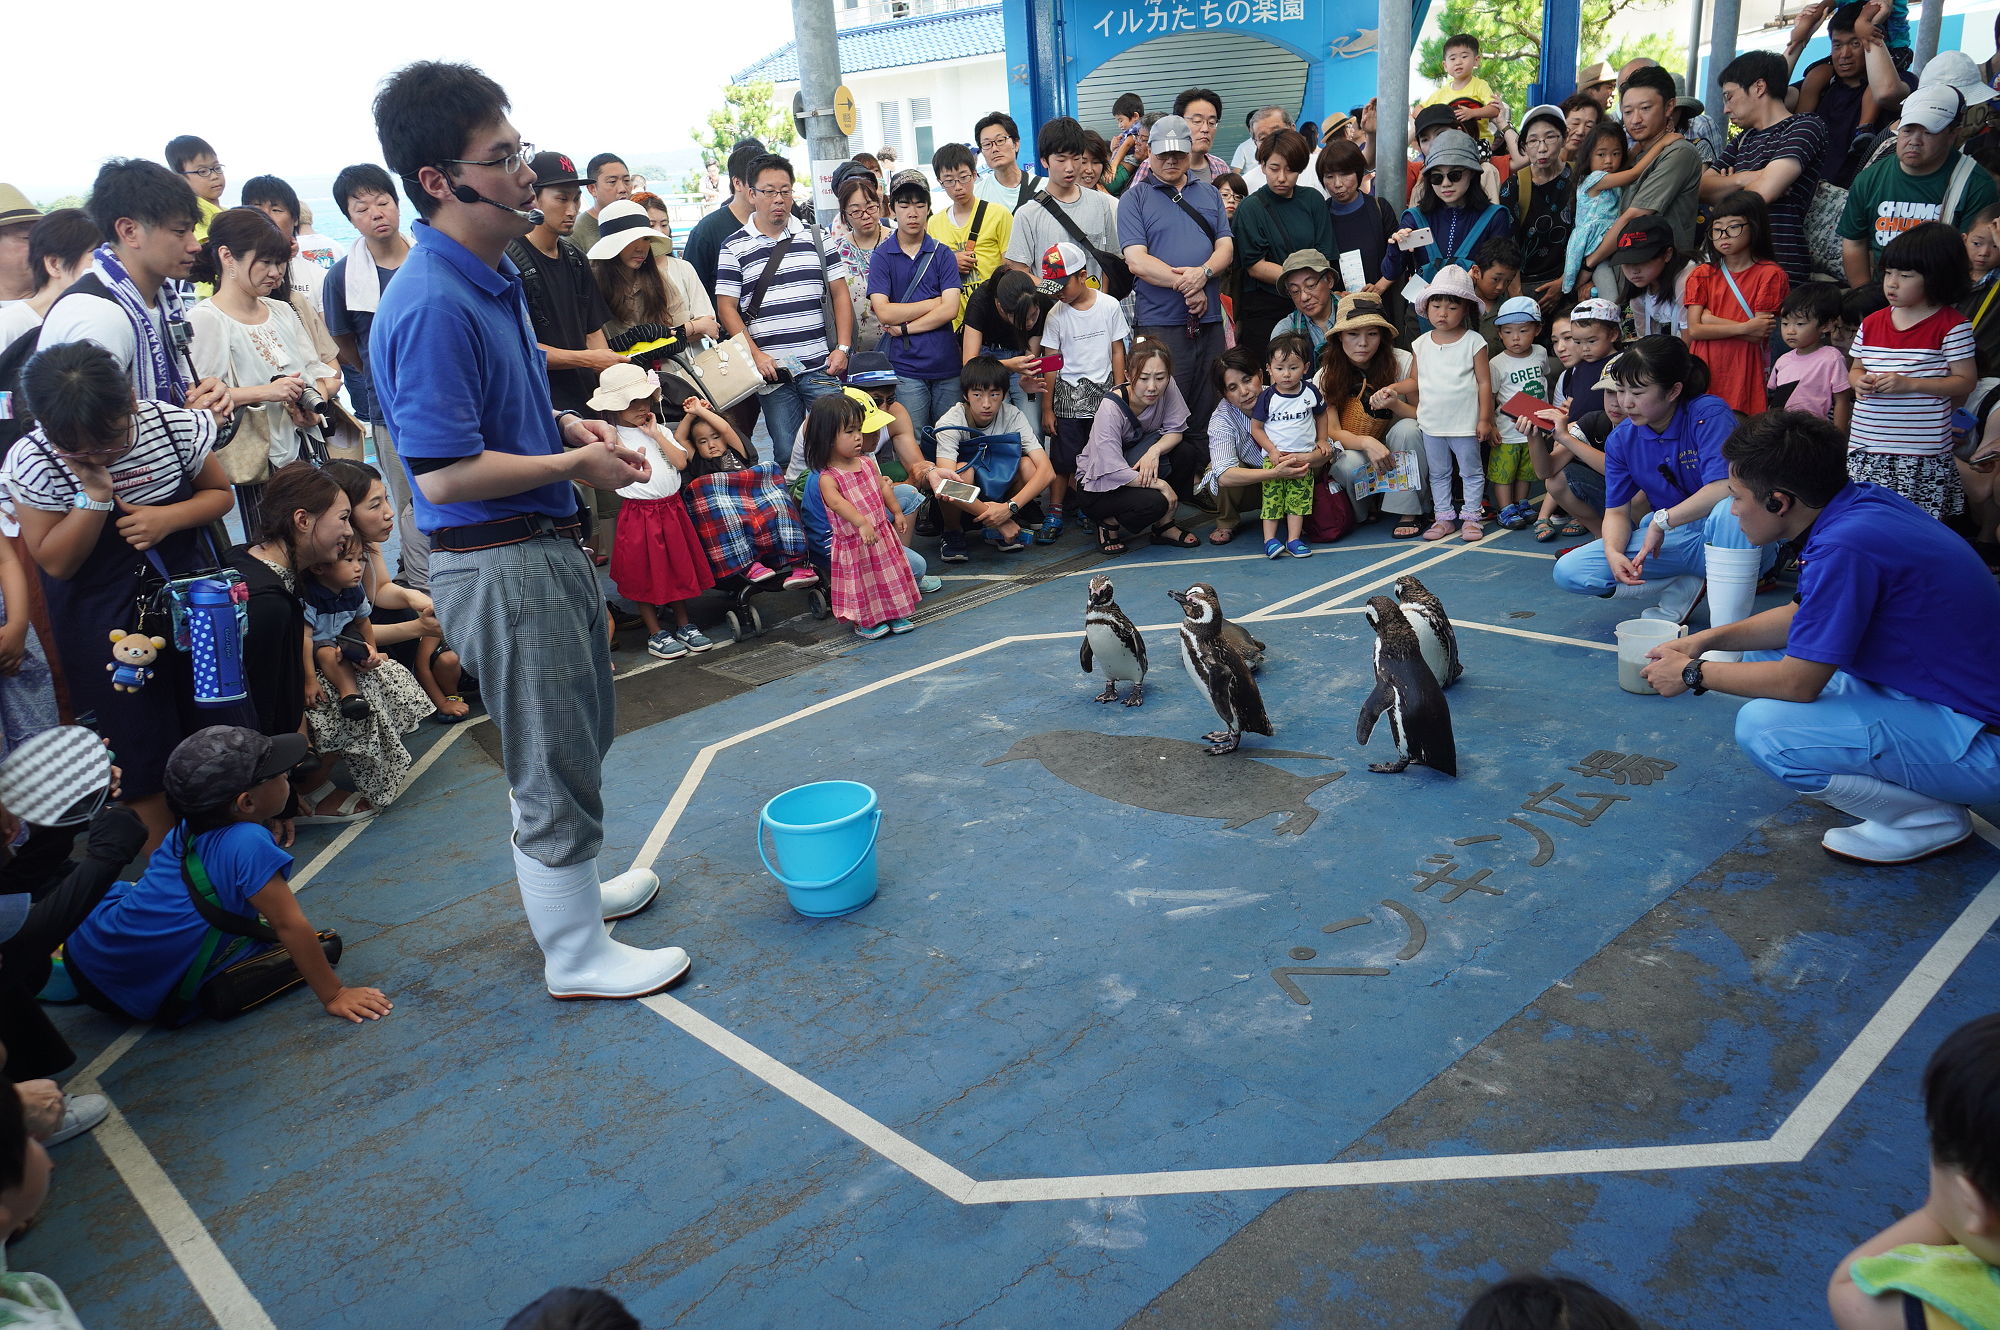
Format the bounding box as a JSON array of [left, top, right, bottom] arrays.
[[1378, 0, 1412, 212], [794, 0, 850, 166], [1702, 0, 1741, 118], [1915, 0, 1943, 70]]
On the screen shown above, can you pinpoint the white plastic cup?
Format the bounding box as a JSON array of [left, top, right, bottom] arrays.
[[1614, 618, 1686, 695]]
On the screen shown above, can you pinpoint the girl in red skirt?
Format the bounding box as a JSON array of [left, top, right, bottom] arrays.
[[591, 364, 718, 660]]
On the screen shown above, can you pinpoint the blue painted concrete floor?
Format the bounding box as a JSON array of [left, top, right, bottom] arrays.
[[31, 528, 2000, 1329]]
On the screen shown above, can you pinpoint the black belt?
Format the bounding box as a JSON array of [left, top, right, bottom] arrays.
[[429, 513, 585, 554]]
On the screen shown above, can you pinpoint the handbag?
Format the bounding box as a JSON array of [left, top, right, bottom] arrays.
[[155, 835, 342, 1025], [682, 334, 763, 410], [931, 426, 1023, 499], [1803, 181, 1849, 280], [1306, 472, 1357, 543]]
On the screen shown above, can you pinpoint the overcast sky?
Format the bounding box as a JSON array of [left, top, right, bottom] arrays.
[[9, 0, 800, 198]]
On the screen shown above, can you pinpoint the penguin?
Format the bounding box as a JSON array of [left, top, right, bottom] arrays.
[[1357, 594, 1458, 776], [1187, 581, 1267, 672], [1169, 584, 1271, 755], [1080, 574, 1148, 706], [1394, 575, 1462, 689]]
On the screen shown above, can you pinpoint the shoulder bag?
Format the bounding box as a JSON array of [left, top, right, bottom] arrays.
[[1039, 196, 1135, 299], [154, 834, 341, 1025]]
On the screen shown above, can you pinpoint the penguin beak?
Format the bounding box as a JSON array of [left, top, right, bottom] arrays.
[[1167, 589, 1189, 605]]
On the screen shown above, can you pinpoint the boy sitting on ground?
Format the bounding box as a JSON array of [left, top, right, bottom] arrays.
[[932, 355, 1054, 556], [1829, 1013, 2000, 1329]]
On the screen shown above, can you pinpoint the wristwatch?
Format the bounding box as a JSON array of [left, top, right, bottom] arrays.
[[71, 491, 114, 512], [1681, 657, 1708, 695], [835, 343, 852, 353], [1006, 500, 1020, 516], [1651, 508, 1674, 531], [1200, 264, 1213, 280]]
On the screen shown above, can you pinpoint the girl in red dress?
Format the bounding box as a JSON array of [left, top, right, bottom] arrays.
[[1685, 190, 1790, 416]]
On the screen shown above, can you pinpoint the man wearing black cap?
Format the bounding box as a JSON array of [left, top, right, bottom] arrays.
[[504, 151, 620, 417]]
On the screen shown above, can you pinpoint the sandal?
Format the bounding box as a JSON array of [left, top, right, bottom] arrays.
[[337, 694, 372, 720], [295, 781, 375, 826], [433, 694, 471, 723], [1392, 520, 1425, 540], [1420, 520, 1456, 542], [1151, 525, 1199, 548], [1096, 524, 1129, 555], [1036, 509, 1065, 544], [1208, 524, 1238, 545], [1532, 517, 1560, 543], [1559, 518, 1587, 537]]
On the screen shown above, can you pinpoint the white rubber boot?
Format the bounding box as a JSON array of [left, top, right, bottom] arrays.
[[599, 868, 660, 921], [512, 842, 690, 999], [1701, 545, 1764, 662], [1815, 775, 1973, 865], [1640, 575, 1703, 624]]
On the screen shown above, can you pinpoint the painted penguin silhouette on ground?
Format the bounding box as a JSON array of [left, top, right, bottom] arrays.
[[1169, 584, 1270, 754], [985, 732, 1343, 834], [1357, 594, 1458, 776], [1079, 574, 1148, 705]]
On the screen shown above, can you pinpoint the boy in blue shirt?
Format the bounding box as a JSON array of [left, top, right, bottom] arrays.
[[1642, 411, 2000, 864], [869, 170, 962, 437], [66, 726, 392, 1025]]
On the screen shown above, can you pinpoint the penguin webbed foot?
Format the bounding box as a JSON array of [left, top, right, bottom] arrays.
[[1121, 684, 1145, 707], [1368, 758, 1413, 774], [1206, 732, 1242, 755], [1094, 682, 1120, 703]]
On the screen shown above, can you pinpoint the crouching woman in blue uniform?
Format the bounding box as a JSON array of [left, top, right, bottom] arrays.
[[1641, 411, 2000, 865]]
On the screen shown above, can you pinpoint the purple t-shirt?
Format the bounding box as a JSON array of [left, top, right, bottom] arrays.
[[867, 234, 962, 381]]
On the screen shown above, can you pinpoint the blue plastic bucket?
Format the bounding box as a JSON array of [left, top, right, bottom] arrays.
[[758, 781, 881, 917]]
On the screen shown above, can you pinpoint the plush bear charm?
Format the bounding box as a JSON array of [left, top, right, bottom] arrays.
[[107, 629, 166, 694]]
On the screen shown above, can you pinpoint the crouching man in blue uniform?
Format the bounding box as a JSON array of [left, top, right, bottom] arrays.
[[1641, 411, 2000, 865]]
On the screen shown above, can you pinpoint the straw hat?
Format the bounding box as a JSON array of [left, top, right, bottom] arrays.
[[585, 199, 673, 262], [1329, 292, 1398, 335], [1578, 61, 1615, 91], [0, 184, 42, 230]]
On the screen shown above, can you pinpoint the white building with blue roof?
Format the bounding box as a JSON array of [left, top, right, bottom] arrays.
[[735, 0, 1010, 174]]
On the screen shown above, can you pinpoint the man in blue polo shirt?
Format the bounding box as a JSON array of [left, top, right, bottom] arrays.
[[1117, 113, 1233, 495], [869, 170, 963, 436], [368, 60, 691, 1001], [1643, 412, 2000, 865]]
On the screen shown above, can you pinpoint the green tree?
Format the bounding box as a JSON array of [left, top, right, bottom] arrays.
[[35, 193, 88, 213], [691, 81, 798, 169], [1418, 0, 1679, 115]]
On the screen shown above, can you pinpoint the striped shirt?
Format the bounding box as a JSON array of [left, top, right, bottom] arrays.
[[715, 219, 849, 372], [1848, 306, 1977, 456], [4, 400, 215, 511]]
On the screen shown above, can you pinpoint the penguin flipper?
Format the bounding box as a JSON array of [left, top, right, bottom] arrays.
[[1133, 626, 1149, 676], [1079, 639, 1093, 674], [1357, 679, 1393, 744]]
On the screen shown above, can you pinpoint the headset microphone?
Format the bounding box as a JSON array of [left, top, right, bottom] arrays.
[[449, 183, 543, 226]]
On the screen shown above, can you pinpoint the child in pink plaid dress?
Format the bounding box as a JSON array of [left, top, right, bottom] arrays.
[[805, 393, 920, 640]]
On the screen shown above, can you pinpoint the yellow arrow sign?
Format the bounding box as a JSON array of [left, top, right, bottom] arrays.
[[833, 84, 858, 137]]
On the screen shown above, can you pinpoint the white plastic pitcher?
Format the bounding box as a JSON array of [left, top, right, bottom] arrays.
[[1614, 619, 1686, 695]]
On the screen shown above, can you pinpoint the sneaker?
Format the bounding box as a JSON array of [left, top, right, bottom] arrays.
[[917, 574, 942, 594], [887, 617, 915, 634], [939, 531, 971, 563], [1036, 510, 1065, 544], [854, 622, 891, 640], [782, 566, 819, 589], [1264, 538, 1286, 559], [337, 694, 372, 720], [981, 526, 1002, 544], [646, 631, 689, 661], [673, 625, 716, 653], [997, 525, 1029, 553], [44, 1093, 109, 1148], [744, 561, 782, 584], [1285, 539, 1313, 558]]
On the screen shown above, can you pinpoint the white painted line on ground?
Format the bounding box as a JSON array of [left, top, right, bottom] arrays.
[[1769, 860, 2000, 1159], [1241, 545, 1432, 621], [67, 1101, 276, 1330], [641, 994, 978, 1201], [1467, 544, 1561, 561], [1449, 620, 1617, 653], [1303, 539, 1486, 612], [68, 1027, 145, 1091], [963, 1140, 1785, 1204]]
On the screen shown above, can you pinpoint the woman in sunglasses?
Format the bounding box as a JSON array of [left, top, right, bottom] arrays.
[[1389, 130, 1511, 286]]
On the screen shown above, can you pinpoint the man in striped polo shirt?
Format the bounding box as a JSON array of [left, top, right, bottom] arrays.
[[715, 154, 854, 468]]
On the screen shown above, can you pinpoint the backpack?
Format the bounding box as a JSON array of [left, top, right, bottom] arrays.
[[0, 328, 39, 458]]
